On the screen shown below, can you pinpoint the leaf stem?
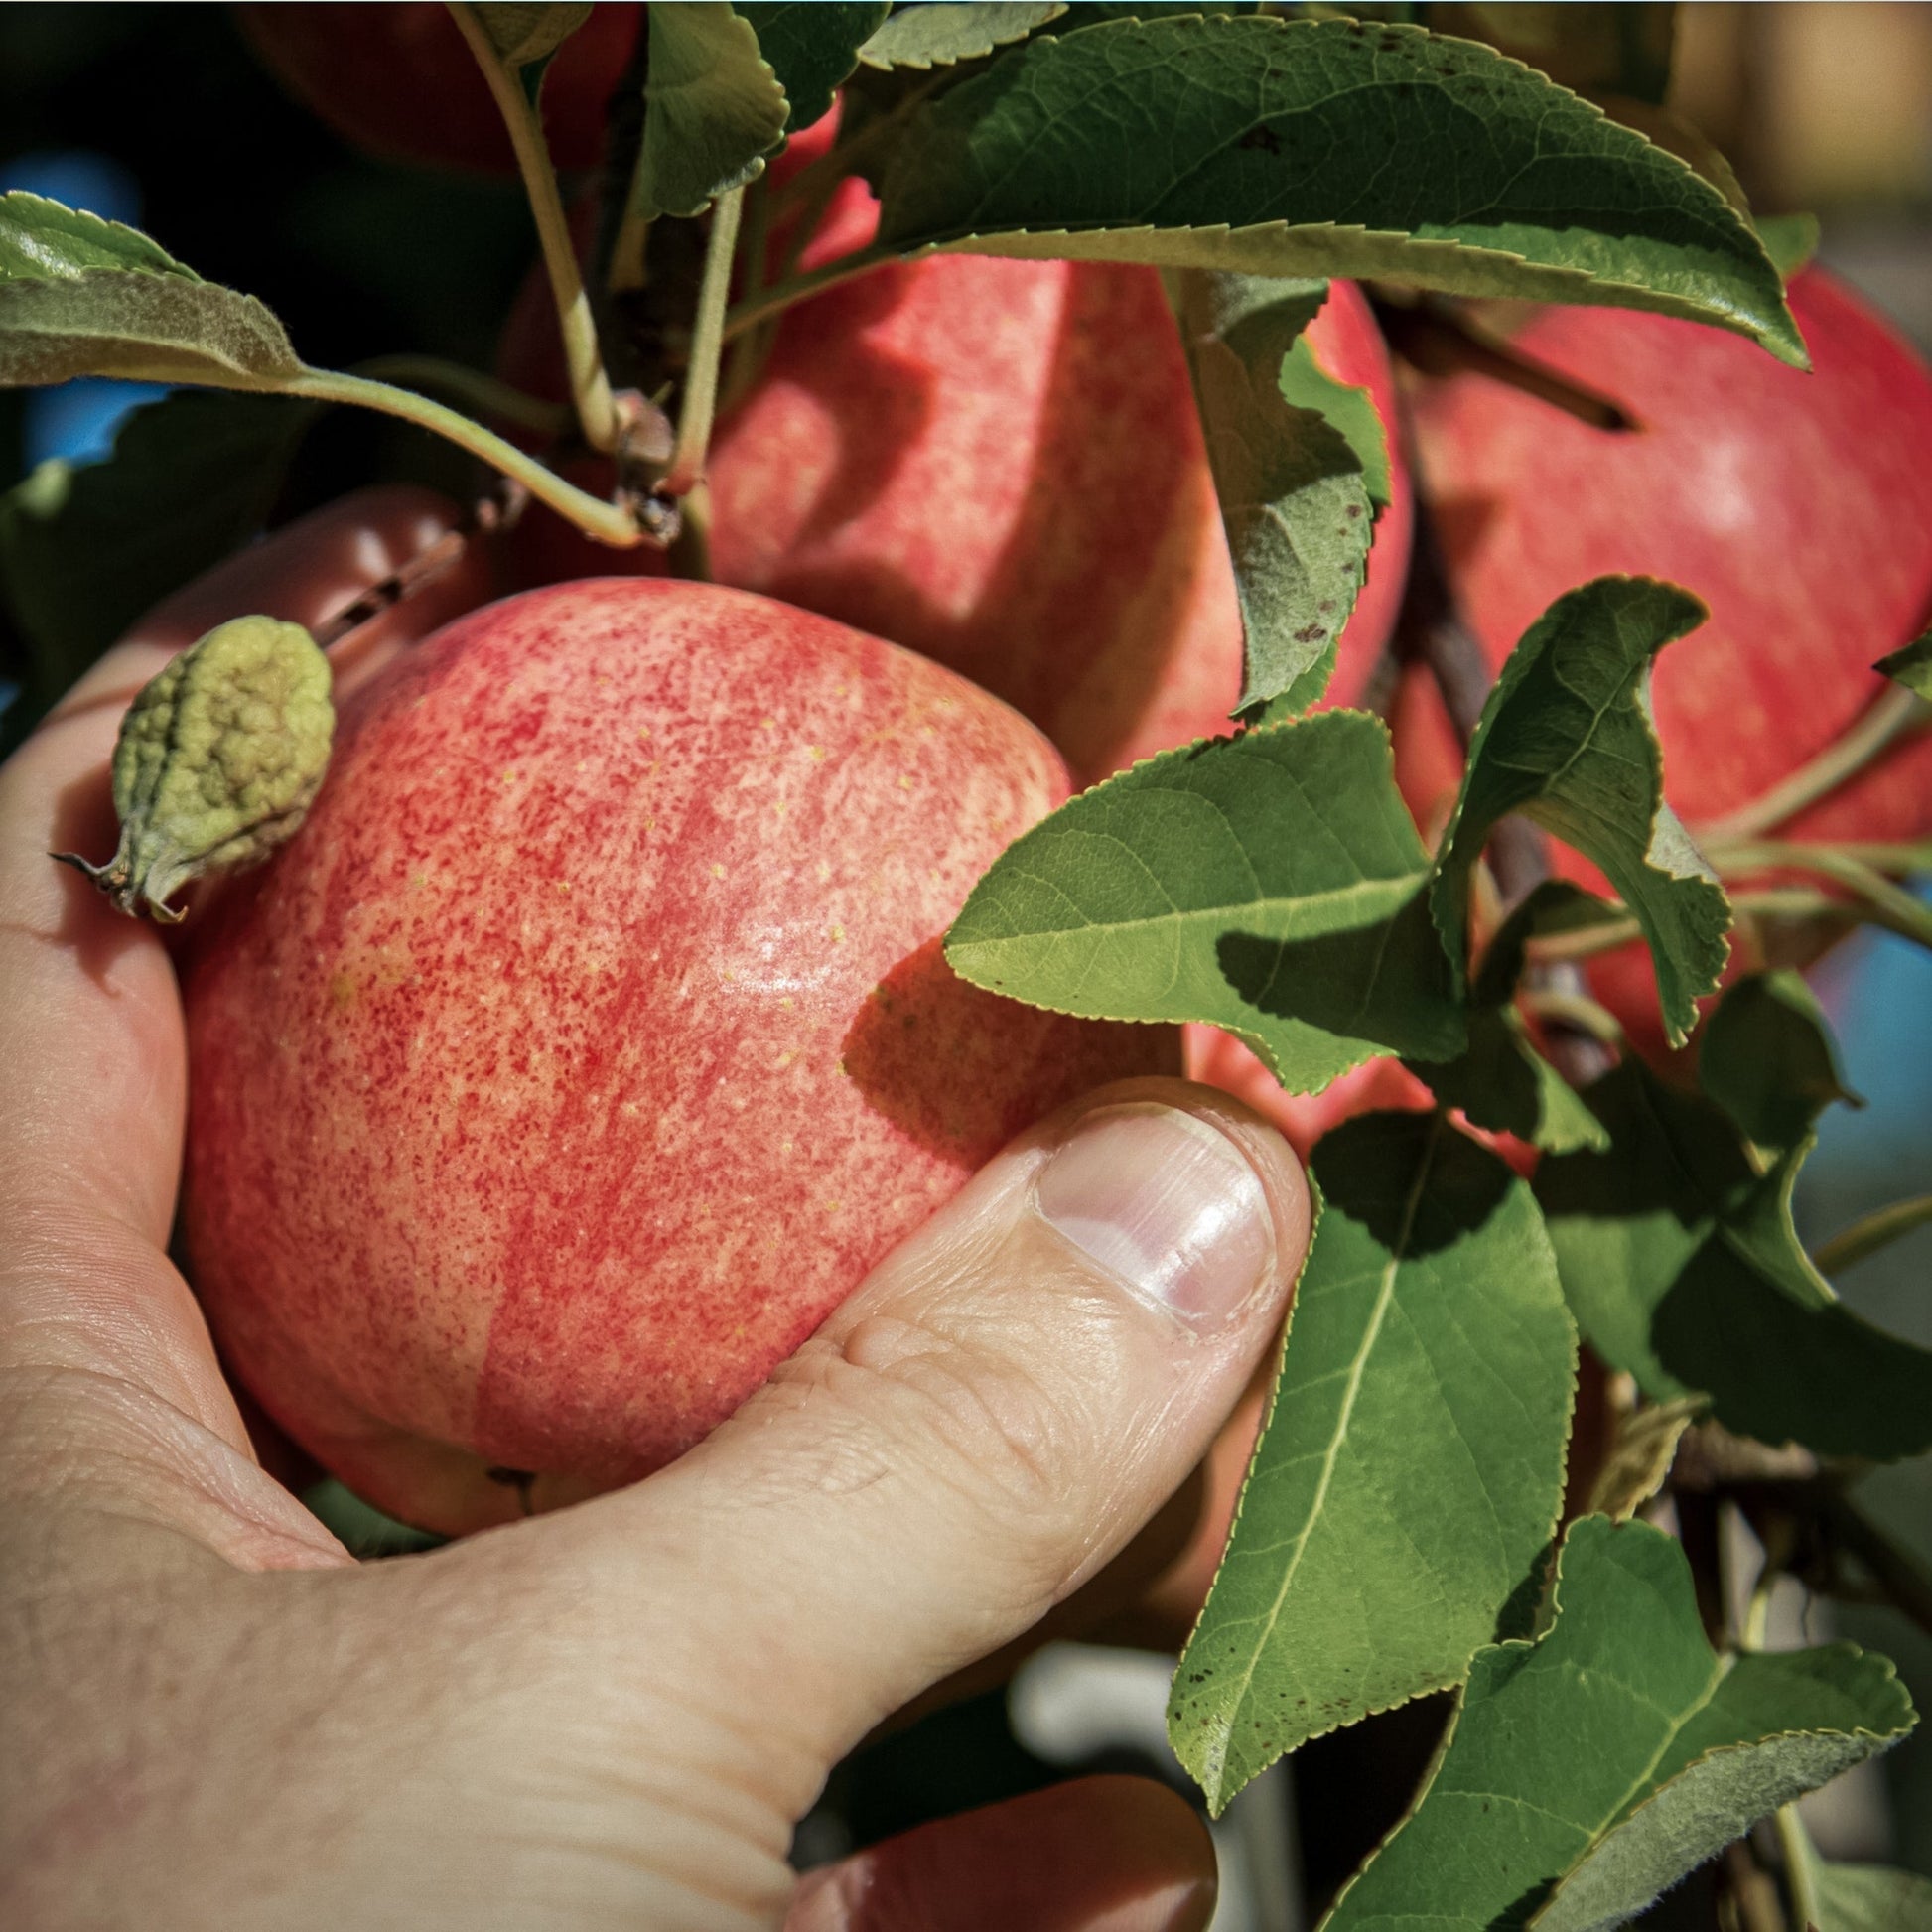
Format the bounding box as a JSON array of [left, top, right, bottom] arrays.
[[351, 356, 569, 435], [282, 369, 645, 547], [1697, 684, 1929, 842], [721, 244, 897, 343], [1773, 1808, 1820, 1932], [1710, 841, 1932, 950], [658, 188, 745, 499], [447, 2, 620, 454], [1811, 1193, 1932, 1276], [1520, 987, 1625, 1045]]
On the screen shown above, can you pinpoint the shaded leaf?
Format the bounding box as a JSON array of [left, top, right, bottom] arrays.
[[1875, 627, 1932, 701], [1321, 1517, 1916, 1932], [945, 713, 1464, 1096], [0, 390, 318, 750], [1810, 1861, 1932, 1932], [1170, 1114, 1576, 1813], [737, 2, 891, 130], [858, 2, 1065, 70], [462, 2, 592, 69], [1536, 1060, 1932, 1460], [1411, 881, 1612, 1153], [633, 2, 789, 220], [1171, 272, 1378, 715], [1756, 211, 1821, 280], [1430, 577, 1728, 1047], [876, 17, 1805, 364], [1701, 969, 1862, 1154]]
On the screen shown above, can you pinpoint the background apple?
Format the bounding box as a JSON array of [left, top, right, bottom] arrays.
[[1397, 265, 1932, 1043], [236, 2, 641, 175], [181, 579, 1177, 1535]]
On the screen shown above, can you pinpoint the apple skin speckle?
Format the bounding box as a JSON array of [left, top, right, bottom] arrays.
[[181, 580, 1176, 1534]]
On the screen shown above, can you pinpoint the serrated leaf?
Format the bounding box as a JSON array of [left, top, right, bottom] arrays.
[[0, 391, 319, 750], [1171, 272, 1378, 715], [632, 3, 790, 220], [1700, 970, 1862, 1154], [1875, 627, 1932, 701], [736, 2, 891, 129], [875, 16, 1805, 364], [1410, 881, 1612, 1153], [1585, 1396, 1703, 1523], [0, 191, 303, 394], [463, 2, 592, 69], [1320, 1517, 1916, 1932], [1170, 1113, 1576, 1814], [945, 714, 1465, 1095], [1430, 577, 1729, 1047], [858, 2, 1065, 70], [1536, 1060, 1932, 1461], [1422, 2, 1676, 105]]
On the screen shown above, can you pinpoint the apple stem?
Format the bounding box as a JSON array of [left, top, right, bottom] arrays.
[[657, 188, 746, 501], [350, 356, 569, 437], [283, 369, 647, 548], [1696, 683, 1928, 842], [448, 1, 622, 456]]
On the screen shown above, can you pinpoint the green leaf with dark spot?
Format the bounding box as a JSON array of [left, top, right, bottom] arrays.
[[1319, 1516, 1916, 1932], [0, 390, 319, 751], [876, 16, 1805, 364], [946, 713, 1465, 1095], [1536, 1058, 1932, 1460], [1701, 970, 1862, 1153], [858, 2, 1065, 70], [1172, 272, 1379, 715], [1876, 627, 1932, 701], [632, 2, 790, 219], [1170, 1114, 1576, 1815], [737, 2, 891, 129], [1430, 577, 1729, 1047]]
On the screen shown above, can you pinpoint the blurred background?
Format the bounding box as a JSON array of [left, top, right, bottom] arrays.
[[2, 7, 1928, 1924]]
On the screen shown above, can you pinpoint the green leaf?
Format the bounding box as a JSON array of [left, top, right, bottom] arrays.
[[1585, 1395, 1703, 1523], [875, 16, 1805, 365], [0, 191, 301, 392], [737, 2, 891, 130], [1430, 577, 1729, 1047], [1320, 1517, 1916, 1932], [1170, 1114, 1576, 1814], [1421, 2, 1677, 104], [463, 2, 592, 69], [633, 2, 790, 220], [1809, 1861, 1932, 1932], [1756, 211, 1821, 281], [1875, 627, 1932, 701], [1410, 882, 1612, 1153], [1700, 970, 1862, 1154], [1536, 1060, 1932, 1460], [858, 2, 1066, 70], [1170, 272, 1378, 715], [945, 713, 1465, 1095], [0, 391, 319, 750]]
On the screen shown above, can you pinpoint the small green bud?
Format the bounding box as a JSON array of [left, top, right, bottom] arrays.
[[53, 615, 334, 922]]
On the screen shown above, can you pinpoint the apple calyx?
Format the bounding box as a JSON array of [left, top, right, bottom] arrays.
[[53, 616, 336, 923]]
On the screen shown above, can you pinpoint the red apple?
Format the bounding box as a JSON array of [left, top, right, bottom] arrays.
[[1398, 267, 1932, 1045], [235, 2, 641, 174], [180, 579, 1177, 1535], [506, 189, 1413, 788]]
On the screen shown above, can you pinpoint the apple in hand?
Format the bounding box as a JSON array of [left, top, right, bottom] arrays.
[[235, 2, 641, 174], [180, 580, 1176, 1535], [1398, 266, 1932, 1042]]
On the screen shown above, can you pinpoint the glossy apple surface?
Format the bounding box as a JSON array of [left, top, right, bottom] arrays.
[[181, 580, 1176, 1534]]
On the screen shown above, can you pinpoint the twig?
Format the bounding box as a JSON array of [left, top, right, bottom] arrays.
[[1811, 1194, 1932, 1276], [351, 356, 569, 435], [1698, 684, 1928, 843]]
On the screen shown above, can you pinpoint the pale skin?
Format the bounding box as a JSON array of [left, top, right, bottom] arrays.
[[0, 489, 1312, 1932]]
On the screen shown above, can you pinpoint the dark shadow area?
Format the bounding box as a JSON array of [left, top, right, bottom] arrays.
[[1311, 1110, 1519, 1257], [1217, 886, 1464, 1067]]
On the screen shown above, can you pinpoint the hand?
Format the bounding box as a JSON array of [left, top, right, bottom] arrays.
[[0, 492, 1311, 1932]]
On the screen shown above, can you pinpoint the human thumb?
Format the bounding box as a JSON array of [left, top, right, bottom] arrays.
[[564, 1075, 1309, 1821]]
